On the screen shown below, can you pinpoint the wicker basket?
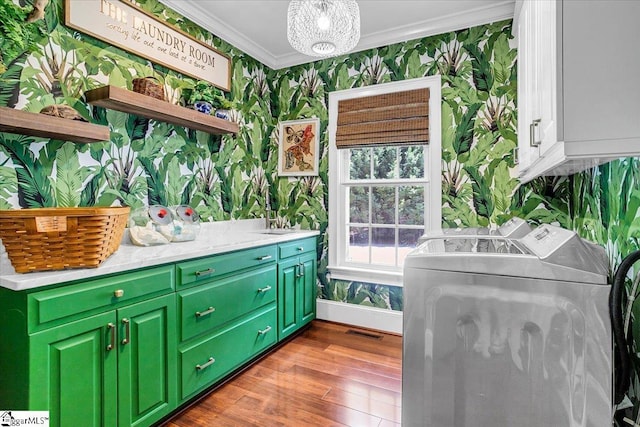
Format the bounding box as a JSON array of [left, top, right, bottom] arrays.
[[132, 77, 165, 101], [0, 207, 129, 273]]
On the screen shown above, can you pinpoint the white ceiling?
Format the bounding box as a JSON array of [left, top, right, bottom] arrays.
[[159, 0, 515, 70]]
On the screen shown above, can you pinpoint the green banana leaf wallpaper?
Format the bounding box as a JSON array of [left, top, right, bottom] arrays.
[[2, 0, 640, 421]]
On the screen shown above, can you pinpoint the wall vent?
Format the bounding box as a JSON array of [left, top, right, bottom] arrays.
[[345, 329, 383, 340]]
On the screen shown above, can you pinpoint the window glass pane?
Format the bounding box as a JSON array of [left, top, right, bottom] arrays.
[[347, 227, 369, 264], [399, 146, 425, 179], [371, 228, 396, 266], [373, 147, 397, 179], [372, 186, 396, 224], [340, 141, 431, 272], [398, 185, 425, 225], [398, 229, 424, 266], [349, 186, 369, 224], [349, 148, 371, 180]]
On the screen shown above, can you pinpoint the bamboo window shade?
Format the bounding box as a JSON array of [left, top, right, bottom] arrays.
[[336, 88, 429, 148]]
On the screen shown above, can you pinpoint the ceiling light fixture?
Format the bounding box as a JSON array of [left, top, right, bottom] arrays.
[[287, 0, 360, 57]]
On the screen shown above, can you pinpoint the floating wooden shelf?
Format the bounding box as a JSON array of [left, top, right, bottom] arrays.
[[0, 106, 110, 143], [85, 85, 239, 135]]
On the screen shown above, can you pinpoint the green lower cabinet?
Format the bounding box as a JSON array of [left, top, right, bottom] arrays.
[[278, 251, 317, 341], [1, 239, 318, 426], [299, 253, 316, 326], [117, 294, 177, 427], [30, 311, 118, 427], [179, 304, 277, 401], [29, 294, 177, 427]]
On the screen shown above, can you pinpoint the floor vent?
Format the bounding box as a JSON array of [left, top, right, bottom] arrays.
[[346, 329, 383, 340]]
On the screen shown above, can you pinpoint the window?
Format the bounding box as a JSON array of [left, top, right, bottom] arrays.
[[328, 77, 442, 286], [344, 145, 427, 267]]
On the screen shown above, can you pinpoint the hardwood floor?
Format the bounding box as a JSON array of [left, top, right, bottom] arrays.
[[165, 320, 402, 427]]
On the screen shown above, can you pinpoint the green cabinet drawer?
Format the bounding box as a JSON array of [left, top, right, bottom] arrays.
[[176, 245, 277, 288], [179, 304, 277, 400], [278, 237, 316, 259], [178, 265, 276, 342], [28, 265, 175, 332]]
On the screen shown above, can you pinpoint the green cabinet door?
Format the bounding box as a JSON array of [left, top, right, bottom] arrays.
[[277, 251, 317, 341], [278, 257, 299, 340], [117, 294, 177, 427], [299, 252, 317, 326], [30, 312, 118, 427]]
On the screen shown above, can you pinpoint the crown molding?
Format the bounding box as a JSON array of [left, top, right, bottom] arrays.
[[159, 0, 515, 70]]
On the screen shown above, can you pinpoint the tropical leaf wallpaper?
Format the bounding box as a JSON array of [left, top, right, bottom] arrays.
[[2, 0, 640, 421]]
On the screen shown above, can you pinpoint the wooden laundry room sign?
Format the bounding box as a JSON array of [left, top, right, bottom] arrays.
[[65, 0, 231, 91]]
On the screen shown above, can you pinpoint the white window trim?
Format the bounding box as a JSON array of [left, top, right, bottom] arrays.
[[328, 76, 442, 287]]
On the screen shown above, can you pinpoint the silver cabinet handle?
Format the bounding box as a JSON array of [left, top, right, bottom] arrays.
[[257, 255, 272, 261], [106, 323, 115, 351], [257, 285, 272, 293], [296, 263, 304, 278], [195, 306, 216, 318], [529, 118, 541, 147], [258, 326, 272, 335], [113, 289, 124, 298], [196, 357, 215, 371], [121, 318, 130, 345], [195, 268, 215, 277], [297, 247, 304, 252]]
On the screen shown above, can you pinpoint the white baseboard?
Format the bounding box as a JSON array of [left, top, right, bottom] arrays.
[[316, 299, 403, 335]]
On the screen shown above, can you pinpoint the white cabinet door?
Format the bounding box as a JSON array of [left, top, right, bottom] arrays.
[[516, 0, 536, 172], [534, 0, 557, 155], [519, 0, 557, 161], [562, 0, 640, 145]]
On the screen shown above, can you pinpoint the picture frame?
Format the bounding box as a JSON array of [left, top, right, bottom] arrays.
[[278, 118, 320, 176]]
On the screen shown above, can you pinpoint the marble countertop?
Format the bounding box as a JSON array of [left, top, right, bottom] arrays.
[[0, 219, 319, 292]]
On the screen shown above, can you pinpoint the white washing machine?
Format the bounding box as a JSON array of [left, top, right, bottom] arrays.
[[402, 224, 611, 427], [417, 216, 532, 245]]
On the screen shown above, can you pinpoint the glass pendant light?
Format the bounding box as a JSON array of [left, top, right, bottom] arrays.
[[287, 0, 361, 57]]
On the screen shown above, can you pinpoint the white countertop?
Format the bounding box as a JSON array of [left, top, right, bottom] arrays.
[[0, 219, 319, 291]]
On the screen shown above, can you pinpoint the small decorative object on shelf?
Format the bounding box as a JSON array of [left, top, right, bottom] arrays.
[[132, 76, 165, 101], [214, 109, 230, 120], [39, 104, 86, 121], [214, 97, 234, 120], [194, 101, 213, 115], [182, 80, 223, 114]]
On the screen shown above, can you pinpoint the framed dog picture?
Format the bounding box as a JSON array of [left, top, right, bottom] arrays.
[[278, 118, 320, 176]]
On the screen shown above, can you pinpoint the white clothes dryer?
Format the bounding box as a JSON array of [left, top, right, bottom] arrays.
[[402, 224, 611, 427]]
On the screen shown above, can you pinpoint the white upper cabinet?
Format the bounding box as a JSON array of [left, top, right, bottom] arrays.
[[514, 0, 640, 182]]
